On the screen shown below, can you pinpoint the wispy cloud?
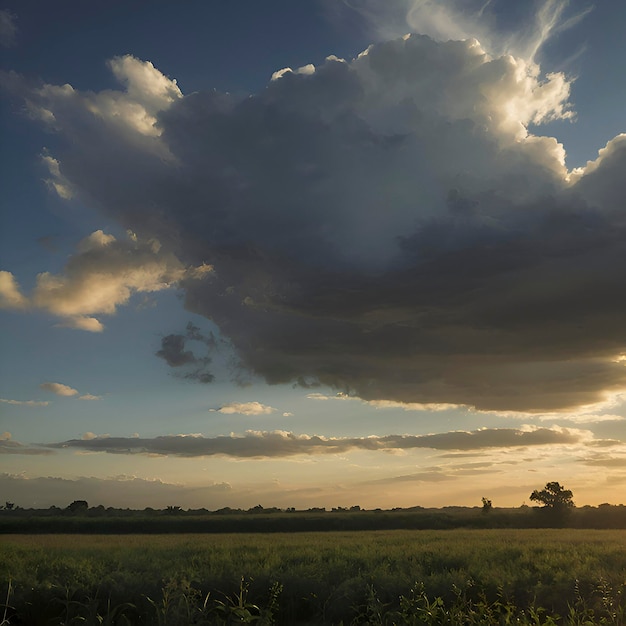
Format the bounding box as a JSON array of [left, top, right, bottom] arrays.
[[0, 9, 17, 48], [341, 0, 592, 62], [0, 398, 49, 407]]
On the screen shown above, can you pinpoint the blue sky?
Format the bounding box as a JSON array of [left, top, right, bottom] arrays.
[[1, 0, 625, 510]]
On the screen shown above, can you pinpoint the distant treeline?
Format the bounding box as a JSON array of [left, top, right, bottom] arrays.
[[1, 504, 625, 533]]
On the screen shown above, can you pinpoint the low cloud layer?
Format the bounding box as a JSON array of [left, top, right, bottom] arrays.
[[0, 473, 231, 509], [3, 28, 626, 412], [46, 426, 586, 458]]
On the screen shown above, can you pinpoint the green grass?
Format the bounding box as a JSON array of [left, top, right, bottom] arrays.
[[1, 529, 625, 624]]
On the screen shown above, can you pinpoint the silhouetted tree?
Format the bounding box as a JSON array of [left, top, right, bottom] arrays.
[[530, 482, 574, 511], [67, 500, 88, 512]]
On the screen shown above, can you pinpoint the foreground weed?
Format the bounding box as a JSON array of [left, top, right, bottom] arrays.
[[0, 580, 12, 626], [212, 577, 281, 625], [145, 577, 205, 625], [71, 596, 136, 625], [351, 583, 390, 625]]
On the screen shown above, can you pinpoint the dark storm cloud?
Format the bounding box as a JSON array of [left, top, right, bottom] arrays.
[[5, 35, 626, 412], [46, 426, 584, 458]]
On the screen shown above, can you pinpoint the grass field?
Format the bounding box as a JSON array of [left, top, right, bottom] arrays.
[[1, 529, 625, 624]]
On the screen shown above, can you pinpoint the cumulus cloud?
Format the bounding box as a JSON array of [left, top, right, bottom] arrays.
[[4, 28, 626, 412], [46, 425, 586, 458], [1, 230, 211, 331], [215, 402, 276, 416], [40, 382, 79, 397]]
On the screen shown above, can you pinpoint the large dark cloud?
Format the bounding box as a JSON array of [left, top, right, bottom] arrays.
[[46, 426, 584, 458], [5, 34, 626, 412]]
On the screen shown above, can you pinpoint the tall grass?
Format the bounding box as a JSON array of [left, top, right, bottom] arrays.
[[1, 529, 624, 624]]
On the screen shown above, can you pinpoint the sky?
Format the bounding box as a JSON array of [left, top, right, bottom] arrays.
[[1, 0, 625, 510]]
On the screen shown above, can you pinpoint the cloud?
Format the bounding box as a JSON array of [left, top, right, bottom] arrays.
[[40, 382, 79, 397], [0, 271, 28, 309], [5, 31, 626, 412], [216, 402, 276, 416], [0, 9, 17, 48], [307, 392, 463, 412], [585, 457, 626, 468], [156, 322, 216, 382], [0, 473, 230, 509], [368, 471, 455, 485], [39, 382, 102, 400], [156, 334, 197, 367], [1, 230, 211, 331], [42, 152, 74, 199], [538, 413, 626, 424], [339, 0, 593, 63], [0, 433, 52, 456], [46, 425, 586, 458], [0, 398, 49, 407]]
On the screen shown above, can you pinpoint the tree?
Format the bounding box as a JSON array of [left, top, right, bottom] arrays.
[[530, 482, 574, 511], [67, 500, 88, 512]]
